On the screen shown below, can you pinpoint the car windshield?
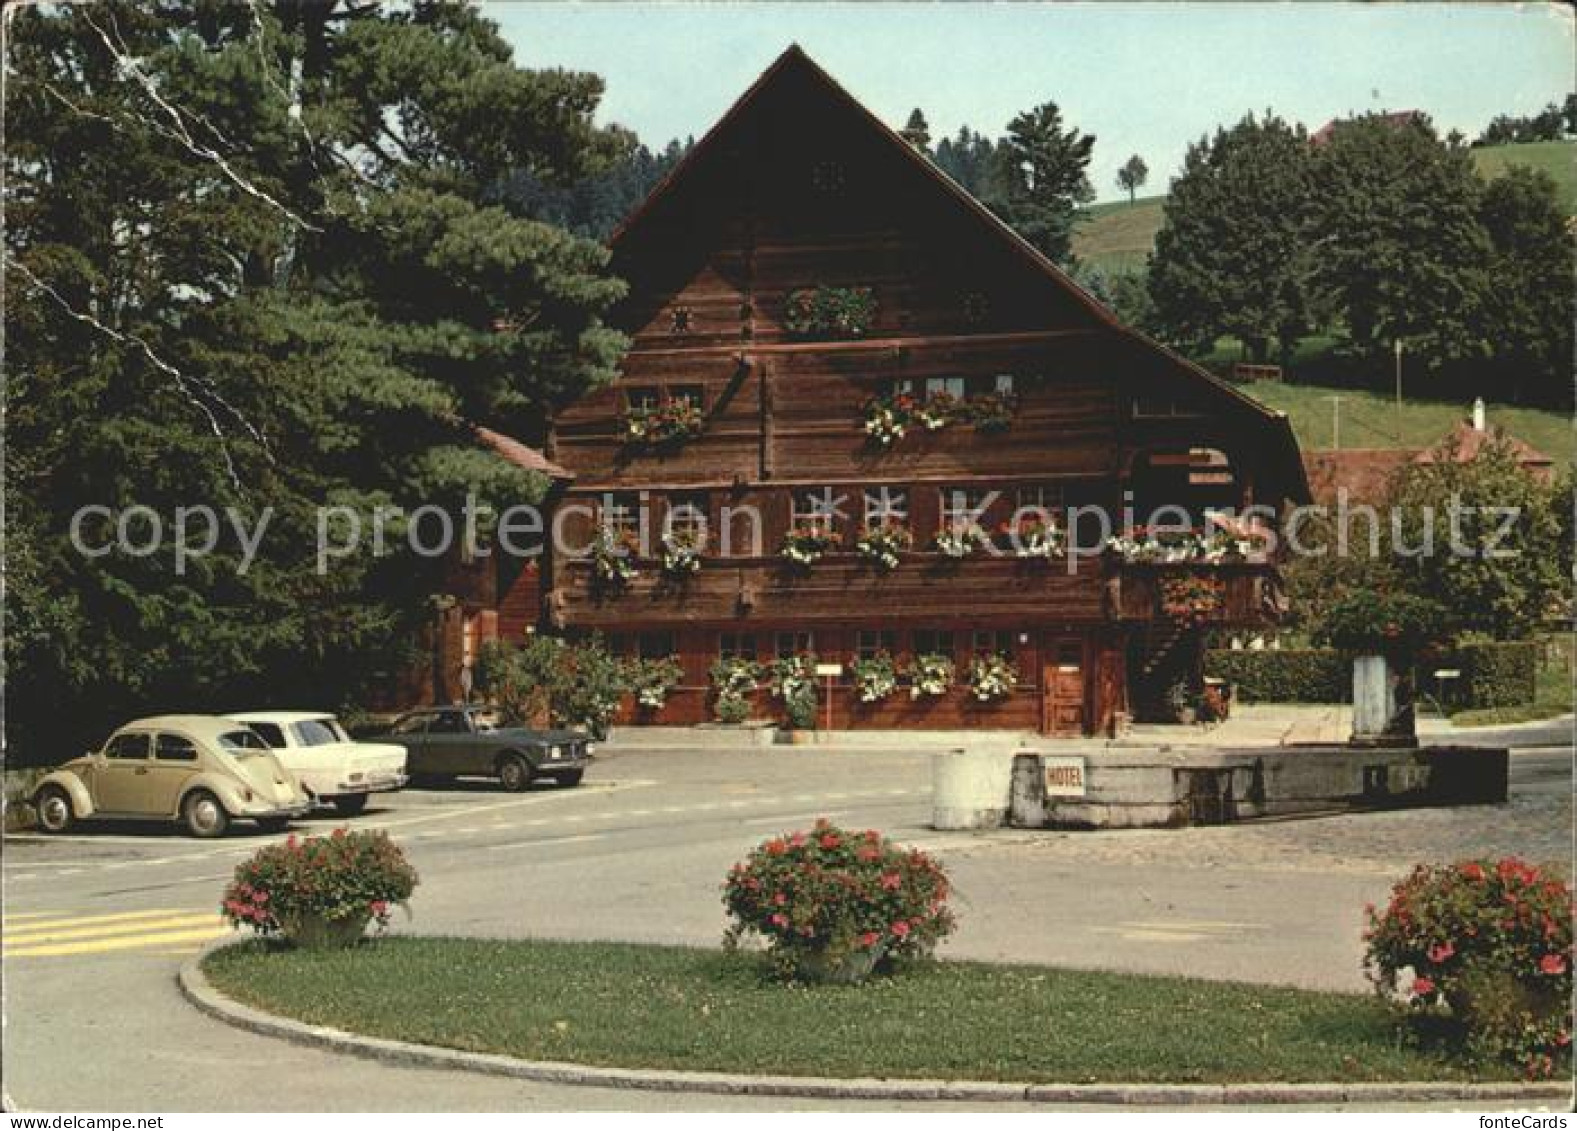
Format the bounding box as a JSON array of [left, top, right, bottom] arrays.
[[219, 729, 270, 755], [292, 719, 343, 747]]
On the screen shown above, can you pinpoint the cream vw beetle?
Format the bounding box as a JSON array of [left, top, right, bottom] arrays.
[[225, 712, 407, 816], [32, 715, 311, 838]]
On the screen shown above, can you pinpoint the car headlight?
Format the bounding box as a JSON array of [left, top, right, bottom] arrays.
[[548, 745, 562, 759]]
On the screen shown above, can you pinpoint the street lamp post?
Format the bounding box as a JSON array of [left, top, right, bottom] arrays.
[[1394, 339, 1404, 412]]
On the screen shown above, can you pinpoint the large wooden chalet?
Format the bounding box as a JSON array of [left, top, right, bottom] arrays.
[[487, 46, 1308, 736]]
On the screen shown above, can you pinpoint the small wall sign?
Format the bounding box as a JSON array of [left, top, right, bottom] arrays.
[[1043, 755, 1087, 798]]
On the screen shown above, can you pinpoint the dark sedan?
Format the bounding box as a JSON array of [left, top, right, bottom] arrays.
[[374, 706, 592, 791]]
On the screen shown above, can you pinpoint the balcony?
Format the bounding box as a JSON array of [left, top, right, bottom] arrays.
[[1109, 560, 1287, 626], [551, 553, 1109, 628]]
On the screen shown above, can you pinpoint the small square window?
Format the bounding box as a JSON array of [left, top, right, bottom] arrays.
[[776, 631, 814, 659], [972, 630, 1015, 660], [855, 630, 897, 660], [625, 386, 662, 412], [914, 629, 955, 658], [719, 633, 756, 662], [670, 306, 693, 333], [863, 487, 908, 524], [940, 487, 994, 529], [669, 384, 704, 410], [600, 492, 642, 540], [994, 373, 1015, 394], [792, 487, 843, 532], [1015, 484, 1065, 520], [923, 376, 966, 399], [638, 632, 676, 660]]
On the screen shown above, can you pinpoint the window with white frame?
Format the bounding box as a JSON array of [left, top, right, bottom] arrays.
[[862, 486, 908, 525], [600, 492, 642, 540], [940, 486, 994, 529], [792, 486, 843, 533], [1014, 484, 1065, 522], [855, 629, 897, 660], [923, 375, 966, 399], [776, 631, 814, 659]]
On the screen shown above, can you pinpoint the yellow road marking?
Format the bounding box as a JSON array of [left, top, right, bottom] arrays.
[[3, 912, 223, 945], [0, 908, 191, 934], [5, 925, 235, 957]]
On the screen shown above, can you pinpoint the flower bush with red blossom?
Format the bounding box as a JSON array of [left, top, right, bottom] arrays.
[[221, 829, 418, 942], [722, 819, 955, 981], [1364, 858, 1573, 1077]]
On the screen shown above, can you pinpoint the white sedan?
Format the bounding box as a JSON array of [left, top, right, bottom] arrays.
[[225, 712, 407, 816]]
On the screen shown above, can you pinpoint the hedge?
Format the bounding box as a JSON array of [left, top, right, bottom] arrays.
[[1204, 649, 1349, 704], [1206, 640, 1540, 709], [1427, 640, 1538, 710]]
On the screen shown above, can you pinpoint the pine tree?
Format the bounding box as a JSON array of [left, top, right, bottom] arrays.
[[899, 108, 931, 151], [1147, 113, 1318, 360], [4, 1, 632, 760], [985, 102, 1095, 265]]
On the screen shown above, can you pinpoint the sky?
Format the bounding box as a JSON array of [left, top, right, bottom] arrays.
[[488, 1, 1574, 203]]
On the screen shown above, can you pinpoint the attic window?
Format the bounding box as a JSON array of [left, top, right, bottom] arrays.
[[960, 291, 990, 327], [670, 306, 693, 334], [810, 160, 846, 193]]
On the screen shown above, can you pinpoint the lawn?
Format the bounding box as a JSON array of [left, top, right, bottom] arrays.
[[1071, 195, 1165, 275], [1235, 380, 1571, 460], [1452, 638, 1575, 728], [203, 937, 1504, 1084], [1470, 140, 1577, 212]]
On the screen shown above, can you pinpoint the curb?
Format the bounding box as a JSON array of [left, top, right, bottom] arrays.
[[179, 941, 1572, 1108]]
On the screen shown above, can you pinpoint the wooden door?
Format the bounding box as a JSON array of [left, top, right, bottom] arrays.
[[1041, 637, 1086, 736]]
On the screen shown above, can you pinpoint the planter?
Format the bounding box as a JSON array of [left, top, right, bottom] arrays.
[[793, 944, 886, 985], [280, 912, 370, 949]]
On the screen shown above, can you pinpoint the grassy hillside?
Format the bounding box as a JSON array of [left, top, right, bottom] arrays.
[[1072, 139, 1576, 274], [1237, 379, 1571, 459], [1470, 139, 1577, 209]]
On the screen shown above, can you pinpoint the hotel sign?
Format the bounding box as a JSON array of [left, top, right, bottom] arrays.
[[1043, 756, 1087, 798]]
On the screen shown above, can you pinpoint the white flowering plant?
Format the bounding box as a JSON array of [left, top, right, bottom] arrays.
[[1005, 516, 1065, 560], [660, 527, 703, 577], [781, 521, 838, 569], [629, 656, 684, 710], [967, 652, 1018, 702], [850, 652, 898, 703], [589, 528, 638, 588], [770, 654, 819, 729], [933, 524, 988, 559], [854, 520, 912, 571], [861, 392, 914, 448], [908, 653, 955, 699]]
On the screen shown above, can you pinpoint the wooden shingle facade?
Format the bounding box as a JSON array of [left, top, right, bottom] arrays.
[[515, 46, 1308, 735]]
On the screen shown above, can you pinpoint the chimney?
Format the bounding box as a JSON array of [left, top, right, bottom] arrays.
[[1471, 397, 1486, 432]]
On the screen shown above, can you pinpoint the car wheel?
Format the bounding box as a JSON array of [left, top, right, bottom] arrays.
[[255, 817, 291, 834], [34, 786, 74, 834], [331, 794, 369, 816], [496, 754, 533, 793], [182, 790, 230, 838], [559, 770, 585, 788]]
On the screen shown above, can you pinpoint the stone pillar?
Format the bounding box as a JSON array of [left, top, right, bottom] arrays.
[[931, 749, 1013, 829], [1351, 654, 1395, 745]]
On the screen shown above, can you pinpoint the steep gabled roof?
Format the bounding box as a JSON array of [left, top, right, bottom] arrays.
[[610, 45, 1309, 503]]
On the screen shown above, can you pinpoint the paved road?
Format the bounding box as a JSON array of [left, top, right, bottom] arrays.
[[3, 739, 1570, 1111]]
